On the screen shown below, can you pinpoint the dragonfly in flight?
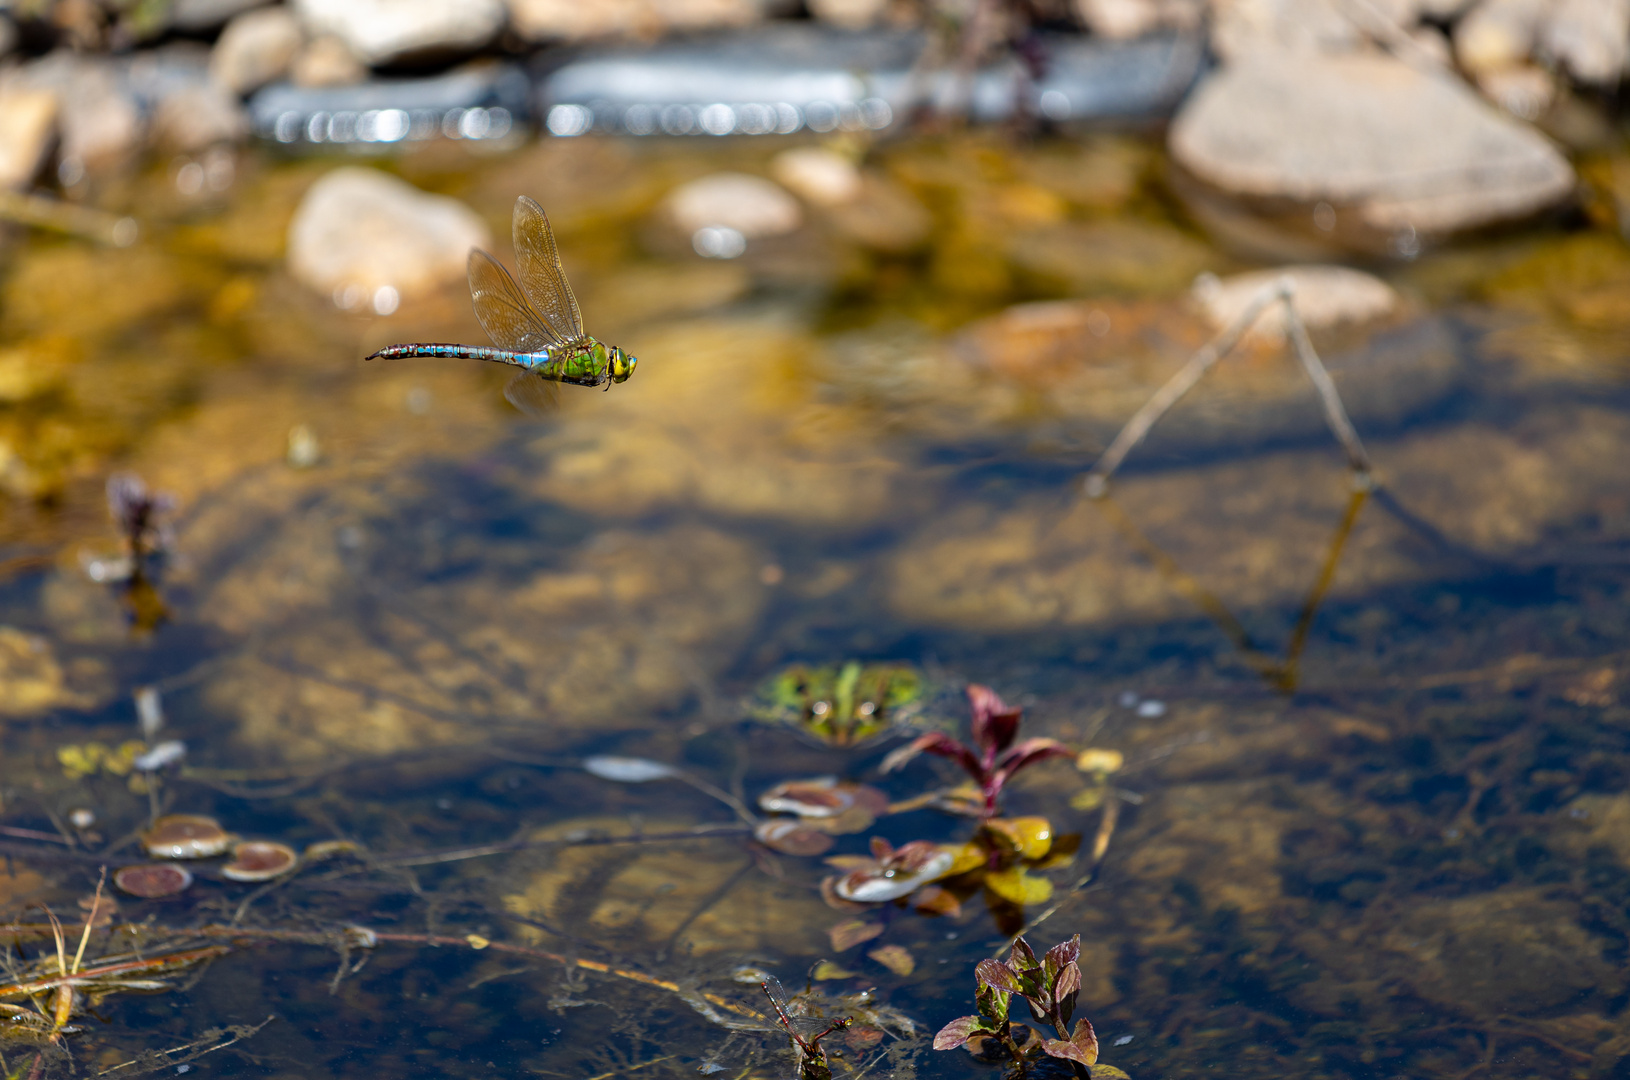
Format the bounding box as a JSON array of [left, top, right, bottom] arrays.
[[367, 195, 637, 415]]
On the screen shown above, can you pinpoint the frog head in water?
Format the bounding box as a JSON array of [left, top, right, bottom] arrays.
[[755, 661, 924, 747]]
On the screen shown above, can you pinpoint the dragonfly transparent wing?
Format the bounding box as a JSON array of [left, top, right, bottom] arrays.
[[469, 248, 563, 353], [762, 976, 831, 1038], [512, 196, 586, 344], [502, 370, 561, 417]]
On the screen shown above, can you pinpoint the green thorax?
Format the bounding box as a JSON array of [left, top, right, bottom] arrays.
[[552, 339, 636, 384], [753, 661, 924, 747]]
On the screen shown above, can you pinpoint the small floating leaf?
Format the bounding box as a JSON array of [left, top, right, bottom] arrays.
[[756, 819, 835, 856], [985, 866, 1054, 905], [867, 944, 915, 975], [582, 756, 679, 783], [942, 841, 987, 877], [1070, 787, 1107, 811], [911, 886, 962, 918], [983, 817, 1055, 861], [1076, 749, 1124, 774], [466, 934, 490, 949], [812, 960, 856, 980], [829, 919, 886, 951]]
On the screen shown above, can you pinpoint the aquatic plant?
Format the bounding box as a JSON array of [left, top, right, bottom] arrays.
[[106, 472, 176, 561], [881, 685, 1072, 818], [933, 935, 1103, 1078]]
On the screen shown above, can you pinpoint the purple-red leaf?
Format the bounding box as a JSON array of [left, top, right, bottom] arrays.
[[967, 684, 1023, 764], [975, 958, 1024, 994], [991, 740, 1075, 794], [933, 1016, 987, 1051], [1041, 1019, 1099, 1065], [881, 732, 986, 785], [1010, 936, 1039, 970], [1044, 935, 1081, 974], [1054, 961, 1080, 1003]]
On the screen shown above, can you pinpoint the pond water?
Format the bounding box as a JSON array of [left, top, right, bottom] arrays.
[[2, 129, 1629, 1080]]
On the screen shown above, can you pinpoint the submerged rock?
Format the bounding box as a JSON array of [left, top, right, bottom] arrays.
[[524, 318, 913, 528], [666, 172, 803, 238], [1190, 264, 1400, 340], [502, 815, 830, 956], [286, 167, 490, 302], [1170, 51, 1575, 240], [198, 514, 770, 761], [886, 400, 1630, 630], [1005, 219, 1216, 296], [1381, 888, 1619, 1014], [0, 627, 71, 718]]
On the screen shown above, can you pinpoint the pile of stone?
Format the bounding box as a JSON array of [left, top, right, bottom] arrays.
[[0, 0, 1616, 248]]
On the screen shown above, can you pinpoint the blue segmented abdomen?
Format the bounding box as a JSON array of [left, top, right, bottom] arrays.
[[366, 343, 549, 369]]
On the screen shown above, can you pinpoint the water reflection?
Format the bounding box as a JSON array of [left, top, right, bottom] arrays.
[[1092, 484, 1370, 692], [0, 124, 1626, 1080]]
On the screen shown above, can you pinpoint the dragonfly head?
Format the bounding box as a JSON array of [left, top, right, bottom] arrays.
[[608, 346, 637, 384]]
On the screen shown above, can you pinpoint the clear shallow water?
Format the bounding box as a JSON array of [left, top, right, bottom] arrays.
[[0, 131, 1628, 1080]]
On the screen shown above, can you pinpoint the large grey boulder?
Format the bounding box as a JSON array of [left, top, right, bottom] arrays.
[[1169, 50, 1575, 237]]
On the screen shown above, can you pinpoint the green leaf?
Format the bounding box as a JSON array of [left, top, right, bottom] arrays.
[[1089, 1066, 1132, 1079], [976, 982, 1010, 1024]]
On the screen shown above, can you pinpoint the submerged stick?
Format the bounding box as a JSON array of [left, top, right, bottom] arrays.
[[0, 921, 768, 1031], [1279, 282, 1373, 479], [1083, 277, 1374, 497], [0, 191, 138, 247], [1083, 284, 1280, 497]]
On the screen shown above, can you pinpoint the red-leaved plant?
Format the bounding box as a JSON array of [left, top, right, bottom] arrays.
[[933, 935, 1098, 1077], [881, 685, 1073, 818]]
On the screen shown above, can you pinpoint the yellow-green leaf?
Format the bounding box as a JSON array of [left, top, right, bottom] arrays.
[[813, 960, 857, 980], [985, 866, 1054, 905]]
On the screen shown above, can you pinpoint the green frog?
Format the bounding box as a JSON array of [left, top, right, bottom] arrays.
[[754, 661, 925, 747]]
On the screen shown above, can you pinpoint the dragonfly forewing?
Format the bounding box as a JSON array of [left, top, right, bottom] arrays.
[[468, 248, 561, 353], [762, 976, 834, 1038], [512, 196, 585, 343]]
